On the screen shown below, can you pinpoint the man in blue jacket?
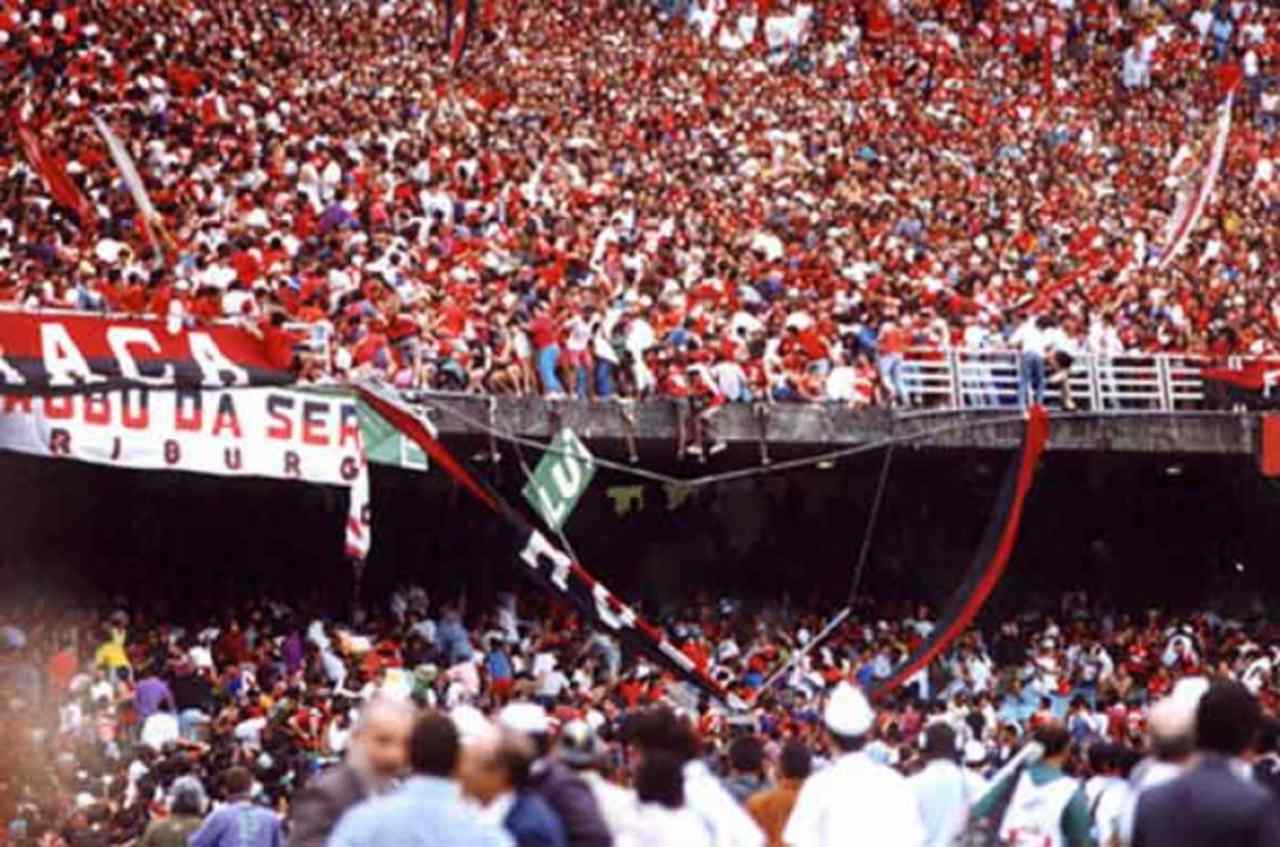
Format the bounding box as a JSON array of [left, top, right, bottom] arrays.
[[190, 767, 283, 847], [1133, 681, 1280, 847]]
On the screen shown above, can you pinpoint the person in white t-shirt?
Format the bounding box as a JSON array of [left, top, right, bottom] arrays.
[[1010, 315, 1048, 407], [784, 682, 925, 847]]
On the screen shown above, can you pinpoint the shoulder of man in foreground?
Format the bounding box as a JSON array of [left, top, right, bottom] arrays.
[[506, 792, 567, 847], [325, 793, 393, 847], [288, 765, 363, 847], [327, 785, 514, 847], [1133, 764, 1280, 847]]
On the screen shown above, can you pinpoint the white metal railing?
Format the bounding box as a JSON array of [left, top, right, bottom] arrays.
[[899, 348, 1220, 412], [0, 304, 1254, 411]]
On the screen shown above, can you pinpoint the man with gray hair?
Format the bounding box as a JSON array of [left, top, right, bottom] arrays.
[[288, 696, 416, 847], [1129, 694, 1198, 793], [1117, 685, 1201, 845]]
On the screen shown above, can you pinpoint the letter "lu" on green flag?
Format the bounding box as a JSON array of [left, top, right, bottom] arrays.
[[523, 428, 596, 531]]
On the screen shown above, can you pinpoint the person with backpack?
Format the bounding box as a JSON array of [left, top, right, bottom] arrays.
[[970, 723, 1094, 847]]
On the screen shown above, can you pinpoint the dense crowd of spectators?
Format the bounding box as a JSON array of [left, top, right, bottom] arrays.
[[1, 0, 1279, 409], [2, 586, 1280, 845]]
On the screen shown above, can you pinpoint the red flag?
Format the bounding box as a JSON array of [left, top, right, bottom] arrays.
[[16, 123, 94, 228]]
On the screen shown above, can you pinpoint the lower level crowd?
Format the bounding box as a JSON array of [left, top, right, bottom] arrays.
[[1, 588, 1279, 846]]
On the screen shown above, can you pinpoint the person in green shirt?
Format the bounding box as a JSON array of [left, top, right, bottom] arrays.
[[970, 722, 1095, 847], [138, 776, 207, 847]]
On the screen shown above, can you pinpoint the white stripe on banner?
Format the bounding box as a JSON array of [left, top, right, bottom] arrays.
[[91, 113, 161, 248], [1157, 94, 1233, 270], [0, 387, 371, 560]]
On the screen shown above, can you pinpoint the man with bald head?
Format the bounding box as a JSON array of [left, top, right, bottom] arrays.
[[1130, 691, 1198, 793], [289, 697, 416, 847]]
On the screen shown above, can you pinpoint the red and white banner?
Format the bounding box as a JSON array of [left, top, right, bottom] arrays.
[[92, 114, 161, 252], [0, 387, 371, 559], [1156, 93, 1233, 270], [16, 122, 95, 228], [0, 311, 295, 394]]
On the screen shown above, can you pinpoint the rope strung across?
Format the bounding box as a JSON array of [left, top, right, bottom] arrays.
[[418, 394, 1050, 489], [354, 381, 739, 706]]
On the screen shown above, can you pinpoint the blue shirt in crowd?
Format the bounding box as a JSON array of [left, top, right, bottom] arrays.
[[327, 775, 512, 847], [189, 800, 283, 847]]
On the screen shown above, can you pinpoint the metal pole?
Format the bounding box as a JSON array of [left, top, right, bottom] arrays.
[[757, 607, 852, 692]]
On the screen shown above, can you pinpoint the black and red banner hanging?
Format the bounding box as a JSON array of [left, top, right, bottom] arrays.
[[873, 405, 1050, 699], [1201, 361, 1280, 410], [0, 311, 295, 394], [354, 382, 734, 705]]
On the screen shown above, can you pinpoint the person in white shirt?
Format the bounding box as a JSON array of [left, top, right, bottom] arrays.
[[557, 721, 640, 838], [1009, 315, 1048, 407], [1121, 45, 1150, 90], [824, 353, 859, 404], [1086, 313, 1123, 409], [713, 358, 752, 403], [1082, 743, 1131, 847], [625, 707, 764, 847], [909, 723, 975, 847], [962, 742, 991, 796], [784, 682, 926, 847], [960, 314, 998, 407], [618, 751, 713, 847], [1190, 2, 1214, 39], [1042, 318, 1079, 410]]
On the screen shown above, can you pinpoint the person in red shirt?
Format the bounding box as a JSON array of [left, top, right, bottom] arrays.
[[527, 302, 564, 396], [259, 312, 302, 373], [47, 641, 80, 694]]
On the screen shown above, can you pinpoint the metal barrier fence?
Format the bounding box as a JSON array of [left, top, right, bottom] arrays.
[[899, 349, 1224, 412], [0, 304, 1250, 411]]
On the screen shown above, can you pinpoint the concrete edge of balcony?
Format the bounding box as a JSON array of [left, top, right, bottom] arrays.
[[404, 393, 1260, 457]]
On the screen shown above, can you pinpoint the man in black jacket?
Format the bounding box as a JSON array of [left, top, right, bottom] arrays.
[[1132, 681, 1280, 847]]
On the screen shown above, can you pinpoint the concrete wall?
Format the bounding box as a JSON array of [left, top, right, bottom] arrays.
[[408, 393, 1261, 456]]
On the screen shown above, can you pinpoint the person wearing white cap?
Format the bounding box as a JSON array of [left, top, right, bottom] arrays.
[[782, 682, 925, 847], [961, 742, 990, 796]]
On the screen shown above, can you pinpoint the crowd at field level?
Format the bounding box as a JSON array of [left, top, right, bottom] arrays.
[[1, 587, 1280, 845], [3, 0, 1280, 410]]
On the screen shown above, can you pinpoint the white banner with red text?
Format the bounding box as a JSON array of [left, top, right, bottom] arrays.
[[0, 387, 370, 559]]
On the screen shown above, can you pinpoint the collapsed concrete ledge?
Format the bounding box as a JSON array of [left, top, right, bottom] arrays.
[[405, 393, 1260, 456]]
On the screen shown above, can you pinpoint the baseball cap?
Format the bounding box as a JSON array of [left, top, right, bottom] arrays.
[[498, 702, 550, 736], [557, 720, 602, 767], [824, 681, 875, 737]]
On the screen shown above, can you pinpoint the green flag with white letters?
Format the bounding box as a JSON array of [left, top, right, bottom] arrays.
[[522, 428, 596, 531], [356, 399, 429, 470]]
